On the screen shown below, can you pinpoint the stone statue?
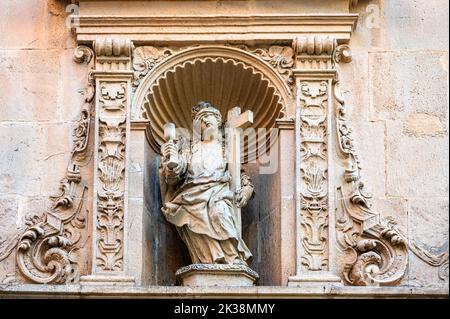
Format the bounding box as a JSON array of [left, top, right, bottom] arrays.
[[159, 102, 255, 267]]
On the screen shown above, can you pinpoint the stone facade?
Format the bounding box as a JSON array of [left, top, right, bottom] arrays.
[[0, 0, 448, 297]]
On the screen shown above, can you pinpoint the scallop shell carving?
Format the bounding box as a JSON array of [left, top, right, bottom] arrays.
[[142, 57, 284, 161]]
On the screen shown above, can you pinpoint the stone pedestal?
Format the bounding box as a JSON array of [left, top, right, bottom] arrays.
[[176, 264, 259, 287]]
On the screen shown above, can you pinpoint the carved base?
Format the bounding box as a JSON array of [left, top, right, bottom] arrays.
[[176, 264, 259, 287], [288, 273, 343, 287]]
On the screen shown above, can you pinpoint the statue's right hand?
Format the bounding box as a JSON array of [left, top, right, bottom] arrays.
[[162, 141, 177, 159], [161, 141, 180, 170]]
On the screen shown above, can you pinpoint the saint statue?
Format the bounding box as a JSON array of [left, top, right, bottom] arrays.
[[159, 101, 254, 266]]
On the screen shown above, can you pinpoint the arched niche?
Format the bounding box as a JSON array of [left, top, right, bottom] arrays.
[[132, 45, 294, 154], [131, 45, 294, 285]]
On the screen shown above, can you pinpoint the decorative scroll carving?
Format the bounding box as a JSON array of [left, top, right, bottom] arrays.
[[290, 36, 407, 286], [132, 46, 173, 89], [234, 45, 294, 89], [73, 45, 95, 162], [334, 44, 352, 64], [16, 180, 88, 284], [95, 82, 127, 271], [333, 56, 408, 285], [7, 46, 95, 284], [299, 81, 329, 271]]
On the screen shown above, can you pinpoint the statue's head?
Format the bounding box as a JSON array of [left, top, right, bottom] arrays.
[[192, 101, 222, 141]]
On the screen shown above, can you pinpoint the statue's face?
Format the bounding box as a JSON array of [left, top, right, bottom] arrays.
[[200, 114, 220, 141]]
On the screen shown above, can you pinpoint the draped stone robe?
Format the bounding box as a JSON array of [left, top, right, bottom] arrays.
[[159, 137, 252, 264]]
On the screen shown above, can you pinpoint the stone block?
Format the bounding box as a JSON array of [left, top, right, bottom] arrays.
[[0, 0, 46, 49], [45, 0, 77, 50], [408, 198, 449, 248], [59, 49, 91, 122], [0, 50, 60, 122], [259, 208, 281, 285], [385, 120, 448, 198], [0, 196, 21, 241], [0, 0, 75, 50], [36, 123, 73, 196], [338, 49, 370, 122], [369, 51, 448, 122], [407, 198, 449, 287], [373, 197, 408, 233], [0, 124, 45, 196], [127, 197, 145, 285], [383, 0, 449, 50], [345, 0, 449, 51], [128, 132, 147, 199], [350, 120, 386, 199], [404, 113, 447, 137], [349, 0, 385, 50], [0, 122, 72, 197]]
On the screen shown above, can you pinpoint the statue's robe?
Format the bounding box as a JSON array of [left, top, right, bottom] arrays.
[[159, 138, 252, 264]]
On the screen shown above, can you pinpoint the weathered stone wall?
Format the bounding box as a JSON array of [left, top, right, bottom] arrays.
[[0, 0, 448, 289], [344, 0, 449, 287], [0, 0, 93, 283]]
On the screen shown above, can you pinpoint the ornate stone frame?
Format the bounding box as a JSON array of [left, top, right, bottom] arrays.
[[0, 0, 447, 297]]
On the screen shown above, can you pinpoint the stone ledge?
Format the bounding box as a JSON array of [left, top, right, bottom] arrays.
[[73, 14, 358, 44], [0, 284, 447, 298]]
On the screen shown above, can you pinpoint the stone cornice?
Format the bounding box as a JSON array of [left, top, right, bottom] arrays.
[[73, 14, 358, 44], [0, 284, 447, 299], [75, 0, 362, 9]]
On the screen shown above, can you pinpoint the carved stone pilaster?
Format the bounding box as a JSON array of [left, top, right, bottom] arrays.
[[81, 39, 135, 285], [289, 36, 341, 286], [298, 80, 329, 271], [288, 36, 408, 287]]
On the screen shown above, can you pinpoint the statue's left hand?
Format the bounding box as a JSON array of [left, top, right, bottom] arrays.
[[235, 186, 253, 208]]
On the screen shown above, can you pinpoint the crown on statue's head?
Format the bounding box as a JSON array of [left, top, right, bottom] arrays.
[[191, 101, 222, 123]]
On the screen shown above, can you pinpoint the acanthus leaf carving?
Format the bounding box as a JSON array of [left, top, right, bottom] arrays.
[[233, 44, 294, 92], [16, 183, 88, 284], [132, 46, 174, 90], [73, 45, 95, 163]]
